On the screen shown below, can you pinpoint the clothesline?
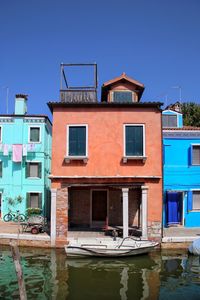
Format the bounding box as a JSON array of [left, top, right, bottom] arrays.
[[0, 143, 37, 157]]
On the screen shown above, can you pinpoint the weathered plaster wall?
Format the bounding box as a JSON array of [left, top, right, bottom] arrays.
[[51, 106, 162, 178]]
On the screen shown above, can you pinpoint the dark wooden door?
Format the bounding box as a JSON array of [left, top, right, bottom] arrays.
[[92, 191, 107, 222]]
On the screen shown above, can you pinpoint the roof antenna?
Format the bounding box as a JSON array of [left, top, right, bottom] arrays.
[[172, 86, 182, 103]]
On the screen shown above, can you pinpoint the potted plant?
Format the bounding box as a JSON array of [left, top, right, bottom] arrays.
[[26, 207, 42, 216]]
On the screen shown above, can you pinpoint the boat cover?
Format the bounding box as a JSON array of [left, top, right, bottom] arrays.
[[188, 238, 200, 255]]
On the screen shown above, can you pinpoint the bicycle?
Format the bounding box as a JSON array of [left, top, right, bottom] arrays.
[[3, 210, 26, 222]]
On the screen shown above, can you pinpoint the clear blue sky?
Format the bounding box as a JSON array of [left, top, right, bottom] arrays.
[[0, 0, 200, 119]]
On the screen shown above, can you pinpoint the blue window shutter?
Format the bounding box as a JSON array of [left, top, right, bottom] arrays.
[[187, 191, 193, 211], [190, 145, 193, 165]]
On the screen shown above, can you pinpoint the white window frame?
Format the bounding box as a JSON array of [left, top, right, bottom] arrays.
[[191, 144, 200, 166], [191, 190, 200, 211], [0, 126, 2, 142], [65, 124, 88, 163], [111, 90, 135, 102], [123, 124, 146, 163], [28, 126, 41, 143], [26, 161, 41, 179]]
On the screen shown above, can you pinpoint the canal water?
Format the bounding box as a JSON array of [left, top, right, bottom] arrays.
[[0, 246, 200, 300]]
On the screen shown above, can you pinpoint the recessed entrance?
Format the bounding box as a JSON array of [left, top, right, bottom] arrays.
[[166, 191, 183, 226], [91, 190, 108, 227]]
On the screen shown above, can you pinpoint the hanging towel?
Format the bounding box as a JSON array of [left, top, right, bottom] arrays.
[[12, 144, 23, 162], [23, 144, 27, 156], [3, 144, 9, 156]]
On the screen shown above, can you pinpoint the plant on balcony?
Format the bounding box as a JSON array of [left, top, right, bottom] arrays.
[[26, 207, 42, 216]]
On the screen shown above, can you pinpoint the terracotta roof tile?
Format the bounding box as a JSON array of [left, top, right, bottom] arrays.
[[102, 73, 144, 88], [164, 126, 200, 131]]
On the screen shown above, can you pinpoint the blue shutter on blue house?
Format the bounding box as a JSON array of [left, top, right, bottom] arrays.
[[69, 126, 86, 156], [126, 126, 143, 156], [166, 192, 182, 225], [187, 191, 193, 211], [189, 145, 193, 165]]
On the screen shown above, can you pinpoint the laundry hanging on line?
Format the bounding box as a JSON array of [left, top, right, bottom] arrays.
[[12, 144, 23, 162]]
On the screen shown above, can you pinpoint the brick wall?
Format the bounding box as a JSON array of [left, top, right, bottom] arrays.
[[148, 221, 162, 241], [55, 187, 68, 247], [68, 188, 141, 228], [69, 189, 90, 227], [109, 189, 140, 227]]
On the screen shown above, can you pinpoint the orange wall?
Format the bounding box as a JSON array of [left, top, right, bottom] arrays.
[[51, 106, 162, 179]]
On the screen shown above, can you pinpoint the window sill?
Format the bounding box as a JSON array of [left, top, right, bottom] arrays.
[[64, 156, 88, 164], [123, 156, 147, 163], [26, 177, 41, 180]]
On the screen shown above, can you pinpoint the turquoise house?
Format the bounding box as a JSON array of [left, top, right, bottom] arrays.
[[0, 94, 52, 219], [163, 106, 200, 227]]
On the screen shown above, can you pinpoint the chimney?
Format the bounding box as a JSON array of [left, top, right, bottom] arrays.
[[15, 94, 28, 115]]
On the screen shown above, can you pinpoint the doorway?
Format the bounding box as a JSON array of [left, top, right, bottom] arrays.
[[166, 191, 183, 226], [91, 190, 108, 228]]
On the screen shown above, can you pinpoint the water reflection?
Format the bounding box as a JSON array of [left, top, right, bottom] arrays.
[[0, 246, 200, 300], [64, 256, 158, 300]]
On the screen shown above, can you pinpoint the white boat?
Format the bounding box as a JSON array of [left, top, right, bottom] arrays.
[[188, 238, 200, 255], [65, 237, 159, 258]]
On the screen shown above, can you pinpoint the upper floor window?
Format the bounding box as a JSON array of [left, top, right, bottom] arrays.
[[26, 192, 42, 209], [192, 145, 200, 165], [67, 125, 88, 157], [192, 191, 200, 210], [0, 126, 2, 142], [29, 127, 41, 143], [124, 124, 145, 157], [26, 162, 42, 178], [162, 115, 177, 128], [0, 161, 2, 177], [112, 91, 133, 103]]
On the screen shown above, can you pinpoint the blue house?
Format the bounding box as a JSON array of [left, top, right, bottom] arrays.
[[0, 94, 52, 219], [163, 105, 200, 227]]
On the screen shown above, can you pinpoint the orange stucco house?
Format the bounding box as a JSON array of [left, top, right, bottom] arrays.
[[48, 69, 163, 247]]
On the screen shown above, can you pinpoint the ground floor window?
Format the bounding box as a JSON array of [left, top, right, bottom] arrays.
[[192, 191, 200, 210], [26, 162, 42, 178], [26, 192, 42, 208]]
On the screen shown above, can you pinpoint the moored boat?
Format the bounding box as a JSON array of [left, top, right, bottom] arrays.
[[188, 238, 200, 255], [65, 237, 159, 258]]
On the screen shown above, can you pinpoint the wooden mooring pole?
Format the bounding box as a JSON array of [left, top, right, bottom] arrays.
[[10, 241, 27, 300]]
